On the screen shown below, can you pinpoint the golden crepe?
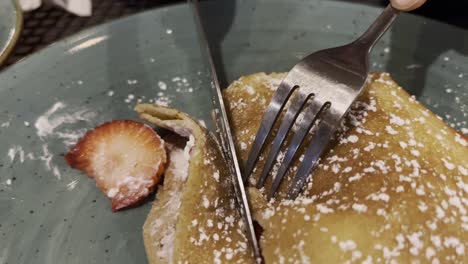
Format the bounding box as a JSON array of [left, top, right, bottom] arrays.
[[136, 105, 253, 263], [138, 72, 467, 263]]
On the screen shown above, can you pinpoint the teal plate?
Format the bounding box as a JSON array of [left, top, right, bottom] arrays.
[[0, 0, 22, 65], [0, 1, 467, 263]]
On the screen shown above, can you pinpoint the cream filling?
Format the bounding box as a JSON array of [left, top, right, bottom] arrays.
[[154, 135, 195, 262]]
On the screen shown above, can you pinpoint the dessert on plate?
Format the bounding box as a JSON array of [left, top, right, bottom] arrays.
[[66, 72, 467, 263]]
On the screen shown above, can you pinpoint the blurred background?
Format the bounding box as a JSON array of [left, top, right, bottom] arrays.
[[2, 0, 468, 69]]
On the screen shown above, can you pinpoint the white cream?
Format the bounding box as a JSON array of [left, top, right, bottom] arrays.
[[153, 136, 194, 262]]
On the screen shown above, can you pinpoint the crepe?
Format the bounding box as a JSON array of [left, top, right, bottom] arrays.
[[139, 72, 467, 263], [136, 105, 253, 263]]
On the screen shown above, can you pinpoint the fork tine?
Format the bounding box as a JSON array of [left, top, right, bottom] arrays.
[[243, 81, 298, 181], [287, 117, 335, 199], [267, 102, 328, 199], [256, 90, 312, 188]]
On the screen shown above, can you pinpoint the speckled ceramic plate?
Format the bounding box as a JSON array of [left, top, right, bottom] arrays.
[[0, 1, 467, 263], [0, 0, 22, 65]]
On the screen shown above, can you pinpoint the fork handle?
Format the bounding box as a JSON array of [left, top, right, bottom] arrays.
[[354, 4, 399, 53]]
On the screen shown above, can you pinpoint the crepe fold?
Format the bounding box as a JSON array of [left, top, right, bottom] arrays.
[[136, 105, 253, 263]]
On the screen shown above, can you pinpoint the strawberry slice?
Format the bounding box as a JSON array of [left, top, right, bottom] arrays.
[[65, 120, 166, 211]]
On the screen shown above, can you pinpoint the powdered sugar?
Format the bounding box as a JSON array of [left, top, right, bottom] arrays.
[[34, 101, 96, 144], [385, 125, 398, 135], [65, 179, 79, 191], [352, 203, 368, 213], [339, 240, 357, 252], [7, 145, 25, 163], [441, 158, 455, 170], [2, 102, 97, 180]]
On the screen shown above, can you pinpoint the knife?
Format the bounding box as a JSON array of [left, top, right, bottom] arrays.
[[188, 0, 262, 262]]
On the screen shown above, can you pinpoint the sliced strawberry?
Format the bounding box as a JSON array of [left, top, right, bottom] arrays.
[[65, 120, 166, 211]]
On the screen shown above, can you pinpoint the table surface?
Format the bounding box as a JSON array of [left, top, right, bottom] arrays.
[[1, 0, 467, 70]]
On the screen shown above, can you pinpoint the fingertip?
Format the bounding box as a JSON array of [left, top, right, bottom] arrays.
[[391, 0, 426, 11]]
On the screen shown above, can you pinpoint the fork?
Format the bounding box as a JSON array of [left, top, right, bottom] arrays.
[[244, 4, 399, 200]]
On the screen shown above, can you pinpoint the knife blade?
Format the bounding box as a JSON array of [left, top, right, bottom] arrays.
[[188, 0, 262, 262]]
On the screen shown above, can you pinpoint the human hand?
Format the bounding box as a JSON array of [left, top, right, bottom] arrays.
[[391, 0, 427, 11]]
